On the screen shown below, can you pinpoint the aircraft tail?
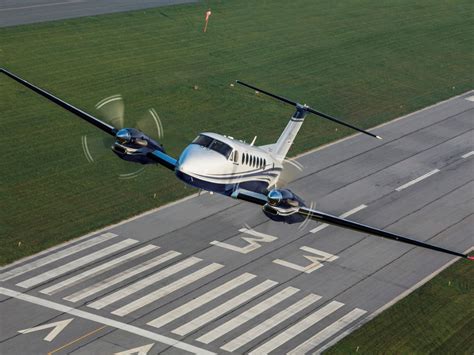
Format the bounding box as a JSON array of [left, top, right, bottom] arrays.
[[273, 105, 307, 161]]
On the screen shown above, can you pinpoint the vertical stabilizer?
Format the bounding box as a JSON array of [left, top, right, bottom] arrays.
[[273, 104, 307, 161]]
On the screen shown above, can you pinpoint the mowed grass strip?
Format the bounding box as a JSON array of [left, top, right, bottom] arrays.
[[326, 259, 474, 354], [0, 0, 472, 264]]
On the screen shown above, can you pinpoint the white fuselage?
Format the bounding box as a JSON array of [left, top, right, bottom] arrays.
[[175, 132, 282, 195]]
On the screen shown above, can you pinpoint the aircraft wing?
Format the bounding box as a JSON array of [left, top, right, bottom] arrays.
[[2, 68, 178, 171], [232, 189, 473, 260], [1, 68, 116, 136]]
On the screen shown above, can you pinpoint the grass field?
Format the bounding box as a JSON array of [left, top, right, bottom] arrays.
[[326, 258, 474, 354], [0, 0, 472, 265]]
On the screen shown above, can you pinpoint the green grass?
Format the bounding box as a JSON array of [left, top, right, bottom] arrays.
[[0, 0, 472, 265], [326, 259, 474, 354]]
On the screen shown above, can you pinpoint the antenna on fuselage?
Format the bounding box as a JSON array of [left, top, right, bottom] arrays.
[[235, 80, 382, 140], [250, 136, 257, 146]]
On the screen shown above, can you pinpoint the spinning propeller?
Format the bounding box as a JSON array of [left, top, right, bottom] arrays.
[[81, 94, 164, 179]]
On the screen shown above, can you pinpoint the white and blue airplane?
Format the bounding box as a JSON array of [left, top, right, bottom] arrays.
[[2, 68, 472, 261]]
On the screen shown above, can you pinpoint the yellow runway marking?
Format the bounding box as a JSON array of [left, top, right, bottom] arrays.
[[47, 325, 107, 355]]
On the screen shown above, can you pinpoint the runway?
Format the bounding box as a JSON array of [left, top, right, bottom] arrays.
[[0, 92, 473, 354], [0, 0, 197, 28]]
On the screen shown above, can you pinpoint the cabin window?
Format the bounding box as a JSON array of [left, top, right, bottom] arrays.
[[263, 159, 266, 167]]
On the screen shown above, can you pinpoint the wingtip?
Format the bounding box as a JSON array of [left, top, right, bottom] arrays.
[[376, 135, 383, 140], [467, 255, 474, 261]]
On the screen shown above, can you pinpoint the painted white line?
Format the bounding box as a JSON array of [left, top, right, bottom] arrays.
[[147, 273, 256, 328], [288, 308, 367, 354], [315, 246, 474, 354], [0, 287, 214, 355], [112, 263, 224, 317], [395, 169, 440, 192], [172, 279, 278, 336], [465, 95, 474, 102], [0, 233, 118, 282], [310, 205, 367, 234], [197, 286, 299, 344], [221, 293, 321, 352], [88, 257, 201, 310], [461, 151, 474, 158], [248, 301, 344, 355], [16, 238, 137, 289], [40, 244, 158, 295], [64, 250, 180, 303]]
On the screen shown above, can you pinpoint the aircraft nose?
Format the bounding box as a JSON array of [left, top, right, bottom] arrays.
[[177, 144, 202, 173]]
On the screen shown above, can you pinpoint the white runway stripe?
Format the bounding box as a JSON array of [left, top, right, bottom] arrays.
[[88, 257, 201, 310], [197, 286, 299, 344], [172, 279, 278, 336], [310, 205, 367, 233], [112, 263, 224, 317], [395, 169, 440, 191], [288, 308, 367, 354], [0, 233, 117, 282], [16, 238, 136, 289], [461, 150, 474, 158], [221, 293, 321, 352], [40, 244, 158, 295], [64, 250, 180, 303], [147, 273, 256, 329], [248, 301, 344, 354]]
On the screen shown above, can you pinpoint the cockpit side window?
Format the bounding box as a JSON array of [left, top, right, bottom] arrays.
[[192, 135, 233, 159], [192, 135, 213, 147]]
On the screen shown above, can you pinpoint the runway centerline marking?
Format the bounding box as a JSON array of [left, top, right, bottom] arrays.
[[0, 0, 83, 12], [0, 287, 215, 355], [310, 205, 367, 233], [395, 169, 440, 192], [461, 151, 474, 158]]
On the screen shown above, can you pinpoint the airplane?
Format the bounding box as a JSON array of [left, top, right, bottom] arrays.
[[1, 67, 472, 261]]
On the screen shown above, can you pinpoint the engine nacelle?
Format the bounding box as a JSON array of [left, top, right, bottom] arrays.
[[111, 128, 165, 164], [263, 188, 307, 224]]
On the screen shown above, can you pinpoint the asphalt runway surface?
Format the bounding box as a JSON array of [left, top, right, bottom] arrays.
[[1, 92, 473, 354], [0, 0, 197, 27]]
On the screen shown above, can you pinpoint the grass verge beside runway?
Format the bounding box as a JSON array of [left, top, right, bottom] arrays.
[[0, 0, 472, 264], [326, 259, 474, 354]]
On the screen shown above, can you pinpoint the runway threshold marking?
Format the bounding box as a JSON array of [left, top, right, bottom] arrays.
[[147, 273, 256, 328], [17, 238, 138, 289], [465, 95, 474, 102], [88, 257, 201, 310], [310, 205, 367, 234], [0, 0, 83, 12], [0, 233, 118, 282], [221, 293, 322, 352], [395, 169, 440, 192], [64, 250, 181, 303], [288, 308, 367, 354], [0, 287, 215, 355], [248, 301, 344, 354], [40, 244, 158, 295], [196, 286, 300, 344]]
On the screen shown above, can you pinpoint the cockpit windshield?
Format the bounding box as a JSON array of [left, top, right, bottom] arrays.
[[192, 134, 233, 159]]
